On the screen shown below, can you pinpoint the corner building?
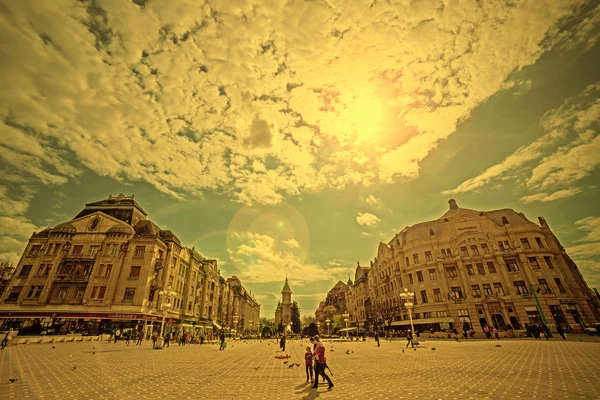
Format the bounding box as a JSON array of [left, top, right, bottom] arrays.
[[346, 199, 599, 333], [0, 194, 260, 335]]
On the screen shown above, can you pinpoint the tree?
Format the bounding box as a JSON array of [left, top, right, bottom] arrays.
[[0, 261, 15, 298], [291, 301, 301, 334], [302, 322, 319, 337], [278, 323, 284, 333], [301, 315, 315, 328]]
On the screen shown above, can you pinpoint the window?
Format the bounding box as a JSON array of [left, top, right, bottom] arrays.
[[465, 264, 474, 276], [111, 245, 118, 256], [75, 289, 85, 299], [514, 280, 528, 295], [554, 278, 566, 293], [188, 302, 192, 311], [487, 262, 497, 274], [408, 273, 413, 284], [433, 288, 442, 302], [498, 241, 505, 251], [451, 286, 463, 299], [446, 248, 452, 257], [436, 311, 448, 318], [493, 282, 504, 296], [535, 237, 545, 249], [529, 257, 540, 269], [98, 286, 106, 300], [476, 263, 485, 275], [413, 254, 419, 265], [470, 245, 479, 256], [19, 265, 32, 277], [134, 246, 146, 258], [483, 283, 493, 295], [504, 240, 511, 249], [416, 271, 424, 282], [420, 290, 428, 303], [72, 245, 84, 256], [28, 245, 42, 257], [405, 257, 410, 267], [89, 245, 101, 257], [6, 287, 22, 302], [445, 266, 458, 279], [46, 244, 54, 255], [460, 246, 469, 257], [103, 264, 113, 276], [91, 286, 98, 298], [56, 288, 67, 299], [123, 288, 136, 301], [441, 249, 447, 258], [129, 266, 141, 278], [544, 256, 554, 269], [506, 259, 519, 273], [425, 251, 433, 262], [26, 285, 44, 299], [53, 244, 60, 255], [538, 279, 551, 294], [428, 269, 437, 280], [422, 312, 432, 318], [471, 285, 482, 298], [520, 238, 532, 250], [481, 244, 490, 254]]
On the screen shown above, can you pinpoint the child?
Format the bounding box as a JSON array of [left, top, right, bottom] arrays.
[[305, 346, 314, 383]]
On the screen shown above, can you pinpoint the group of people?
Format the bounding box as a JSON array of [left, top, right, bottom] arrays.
[[304, 336, 334, 390]]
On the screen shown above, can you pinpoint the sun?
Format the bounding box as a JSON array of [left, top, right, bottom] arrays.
[[339, 87, 388, 146]]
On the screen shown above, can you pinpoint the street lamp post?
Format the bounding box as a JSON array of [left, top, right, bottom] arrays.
[[249, 320, 254, 337], [325, 318, 331, 336], [232, 314, 239, 338], [317, 321, 321, 335], [400, 288, 417, 345], [156, 285, 177, 349], [342, 312, 349, 338]]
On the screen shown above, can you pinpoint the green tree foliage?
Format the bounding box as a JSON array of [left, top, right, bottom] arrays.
[[302, 322, 319, 337], [291, 301, 301, 334], [301, 315, 315, 327]]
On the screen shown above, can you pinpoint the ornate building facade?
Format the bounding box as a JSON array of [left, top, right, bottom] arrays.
[[0, 194, 260, 335], [315, 280, 349, 322], [274, 278, 292, 328], [345, 199, 599, 333]]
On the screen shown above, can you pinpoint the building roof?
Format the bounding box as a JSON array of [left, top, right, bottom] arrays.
[[73, 193, 147, 224], [134, 220, 162, 236], [281, 278, 292, 294], [52, 222, 77, 233], [107, 225, 133, 234]]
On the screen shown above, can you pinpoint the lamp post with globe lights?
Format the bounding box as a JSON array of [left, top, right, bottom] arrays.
[[156, 285, 177, 349], [342, 312, 349, 337], [399, 288, 418, 344], [325, 318, 331, 336]]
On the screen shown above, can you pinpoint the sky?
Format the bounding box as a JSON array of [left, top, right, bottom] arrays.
[[0, 0, 599, 319]]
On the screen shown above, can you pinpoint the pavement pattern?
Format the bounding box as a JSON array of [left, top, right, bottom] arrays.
[[1, 335, 600, 400]]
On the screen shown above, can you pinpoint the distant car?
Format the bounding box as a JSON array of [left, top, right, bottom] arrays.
[[583, 323, 600, 335]]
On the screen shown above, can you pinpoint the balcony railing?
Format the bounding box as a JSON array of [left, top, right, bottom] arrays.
[[54, 274, 90, 283], [128, 275, 140, 280]]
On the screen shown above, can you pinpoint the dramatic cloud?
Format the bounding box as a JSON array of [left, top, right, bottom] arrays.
[[0, 0, 587, 205], [360, 232, 373, 237], [574, 216, 600, 244], [356, 212, 381, 227], [362, 195, 380, 205], [228, 232, 346, 284], [520, 188, 582, 203], [445, 82, 600, 197], [567, 216, 600, 286]]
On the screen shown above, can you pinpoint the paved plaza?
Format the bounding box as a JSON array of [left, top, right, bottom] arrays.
[[1, 336, 600, 400]]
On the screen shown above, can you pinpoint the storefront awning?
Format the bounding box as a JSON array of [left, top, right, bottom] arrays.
[[390, 317, 454, 326], [213, 322, 222, 330]]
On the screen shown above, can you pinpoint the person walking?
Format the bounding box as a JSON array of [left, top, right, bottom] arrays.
[[152, 331, 158, 349], [136, 330, 143, 345], [312, 336, 333, 390], [374, 332, 380, 347], [219, 331, 226, 350], [305, 346, 314, 384], [483, 325, 491, 339], [124, 330, 131, 345], [310, 337, 319, 385], [114, 329, 120, 343], [164, 332, 171, 348], [556, 324, 567, 340], [280, 333, 286, 352], [1, 328, 14, 350], [406, 329, 414, 348], [493, 326, 500, 340]]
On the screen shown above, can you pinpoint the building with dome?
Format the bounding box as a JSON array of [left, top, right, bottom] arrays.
[[345, 199, 599, 333], [274, 277, 293, 329], [0, 194, 259, 336]]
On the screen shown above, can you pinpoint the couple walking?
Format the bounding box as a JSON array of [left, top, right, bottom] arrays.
[[306, 336, 334, 390]]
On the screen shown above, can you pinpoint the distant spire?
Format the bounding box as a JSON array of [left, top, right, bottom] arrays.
[[448, 199, 458, 210]]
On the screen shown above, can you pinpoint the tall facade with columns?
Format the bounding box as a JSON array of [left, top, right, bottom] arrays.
[[345, 199, 599, 332], [274, 277, 293, 328]]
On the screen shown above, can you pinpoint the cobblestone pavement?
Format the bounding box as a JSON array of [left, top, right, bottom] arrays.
[[1, 336, 600, 400]]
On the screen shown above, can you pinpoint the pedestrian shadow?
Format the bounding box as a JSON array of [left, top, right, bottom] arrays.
[[295, 383, 327, 399]]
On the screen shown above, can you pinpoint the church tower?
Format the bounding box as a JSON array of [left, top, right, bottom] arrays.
[[275, 276, 293, 327]]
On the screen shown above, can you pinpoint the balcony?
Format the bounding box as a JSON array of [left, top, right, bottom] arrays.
[[54, 274, 90, 284], [128, 275, 140, 281], [154, 258, 164, 271]]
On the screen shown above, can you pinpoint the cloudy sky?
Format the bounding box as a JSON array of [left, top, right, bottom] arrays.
[[0, 0, 598, 318]]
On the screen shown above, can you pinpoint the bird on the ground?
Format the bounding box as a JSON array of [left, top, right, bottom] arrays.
[[73, 366, 77, 370], [495, 345, 502, 347], [52, 346, 55, 349], [288, 364, 294, 368], [414, 348, 416, 351], [283, 361, 289, 364], [402, 349, 404, 353], [92, 352, 95, 355], [294, 363, 300, 367], [9, 379, 18, 383], [253, 366, 261, 370], [431, 348, 436, 351], [346, 350, 350, 354]]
